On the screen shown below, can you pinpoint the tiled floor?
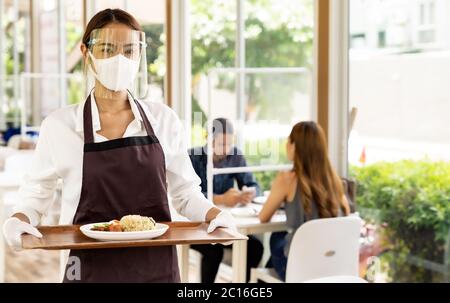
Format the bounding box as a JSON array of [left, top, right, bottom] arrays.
[[5, 247, 231, 283], [5, 247, 61, 283]]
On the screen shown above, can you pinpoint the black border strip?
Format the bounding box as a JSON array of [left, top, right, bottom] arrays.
[[84, 135, 160, 153]]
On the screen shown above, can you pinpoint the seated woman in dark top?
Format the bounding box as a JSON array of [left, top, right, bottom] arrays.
[[259, 121, 351, 281], [189, 118, 263, 283]]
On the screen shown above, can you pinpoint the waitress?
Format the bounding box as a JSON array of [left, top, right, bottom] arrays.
[[2, 8, 235, 283]]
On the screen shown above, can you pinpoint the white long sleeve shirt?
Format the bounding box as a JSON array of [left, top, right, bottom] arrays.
[[14, 93, 214, 226]]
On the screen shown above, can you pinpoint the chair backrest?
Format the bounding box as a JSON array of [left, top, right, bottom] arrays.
[[342, 178, 357, 213], [285, 216, 362, 283]]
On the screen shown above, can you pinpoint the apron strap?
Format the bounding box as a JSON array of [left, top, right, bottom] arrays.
[[83, 95, 95, 144], [82, 94, 156, 144], [133, 99, 156, 137]]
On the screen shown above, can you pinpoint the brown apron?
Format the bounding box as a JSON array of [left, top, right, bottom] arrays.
[[63, 96, 180, 283]]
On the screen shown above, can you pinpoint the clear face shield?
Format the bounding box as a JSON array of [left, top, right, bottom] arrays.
[[85, 28, 148, 100]]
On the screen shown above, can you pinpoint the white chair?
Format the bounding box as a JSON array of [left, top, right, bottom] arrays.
[[250, 216, 363, 283]]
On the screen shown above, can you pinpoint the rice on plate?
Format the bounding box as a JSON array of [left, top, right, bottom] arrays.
[[120, 215, 156, 232]]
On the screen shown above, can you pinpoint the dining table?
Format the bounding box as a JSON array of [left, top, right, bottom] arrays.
[[178, 202, 288, 283]]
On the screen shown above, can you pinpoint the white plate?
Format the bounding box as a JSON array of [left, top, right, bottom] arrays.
[[231, 206, 259, 218], [253, 196, 268, 205], [80, 223, 169, 241]]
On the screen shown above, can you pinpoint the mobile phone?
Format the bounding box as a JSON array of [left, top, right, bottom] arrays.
[[242, 186, 256, 194]]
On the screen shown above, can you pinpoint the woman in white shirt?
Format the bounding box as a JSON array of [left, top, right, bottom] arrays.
[[2, 8, 234, 283]]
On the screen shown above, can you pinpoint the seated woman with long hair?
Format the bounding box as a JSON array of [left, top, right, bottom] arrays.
[[259, 121, 351, 281]]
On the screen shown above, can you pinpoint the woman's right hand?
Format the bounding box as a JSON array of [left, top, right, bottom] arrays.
[[2, 217, 42, 251]]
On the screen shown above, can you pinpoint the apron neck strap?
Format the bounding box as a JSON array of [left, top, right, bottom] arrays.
[[133, 99, 156, 137], [83, 95, 156, 144], [83, 95, 95, 144]]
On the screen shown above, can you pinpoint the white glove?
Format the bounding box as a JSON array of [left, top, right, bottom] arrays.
[[2, 217, 42, 251], [207, 210, 237, 233]]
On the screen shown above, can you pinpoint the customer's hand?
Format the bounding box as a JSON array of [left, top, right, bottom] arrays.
[[2, 217, 42, 251], [240, 186, 256, 204], [222, 188, 243, 207]]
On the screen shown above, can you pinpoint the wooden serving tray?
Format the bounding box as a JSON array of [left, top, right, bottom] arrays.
[[22, 222, 248, 250]]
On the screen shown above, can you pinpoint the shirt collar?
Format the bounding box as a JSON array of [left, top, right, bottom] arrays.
[[75, 91, 158, 133]]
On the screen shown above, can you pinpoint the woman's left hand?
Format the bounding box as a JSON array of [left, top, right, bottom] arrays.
[[207, 210, 237, 233]]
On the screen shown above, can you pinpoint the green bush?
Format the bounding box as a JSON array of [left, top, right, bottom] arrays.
[[350, 160, 450, 282]]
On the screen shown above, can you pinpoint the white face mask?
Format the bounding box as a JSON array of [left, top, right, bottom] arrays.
[[88, 52, 140, 92]]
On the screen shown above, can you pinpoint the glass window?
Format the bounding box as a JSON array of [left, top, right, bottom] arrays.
[[190, 0, 314, 191], [31, 0, 83, 124], [127, 0, 166, 104], [190, 0, 237, 144], [1, 0, 83, 133], [65, 0, 85, 106], [349, 0, 450, 283], [245, 0, 314, 69], [420, 3, 426, 25], [1, 0, 32, 130], [94, 0, 128, 11]]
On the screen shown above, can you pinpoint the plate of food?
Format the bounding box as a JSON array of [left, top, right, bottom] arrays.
[[80, 215, 169, 241], [253, 196, 268, 205]]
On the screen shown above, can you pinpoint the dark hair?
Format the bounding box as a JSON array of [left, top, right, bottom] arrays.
[[289, 121, 350, 218], [212, 118, 234, 138], [82, 9, 142, 47]]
